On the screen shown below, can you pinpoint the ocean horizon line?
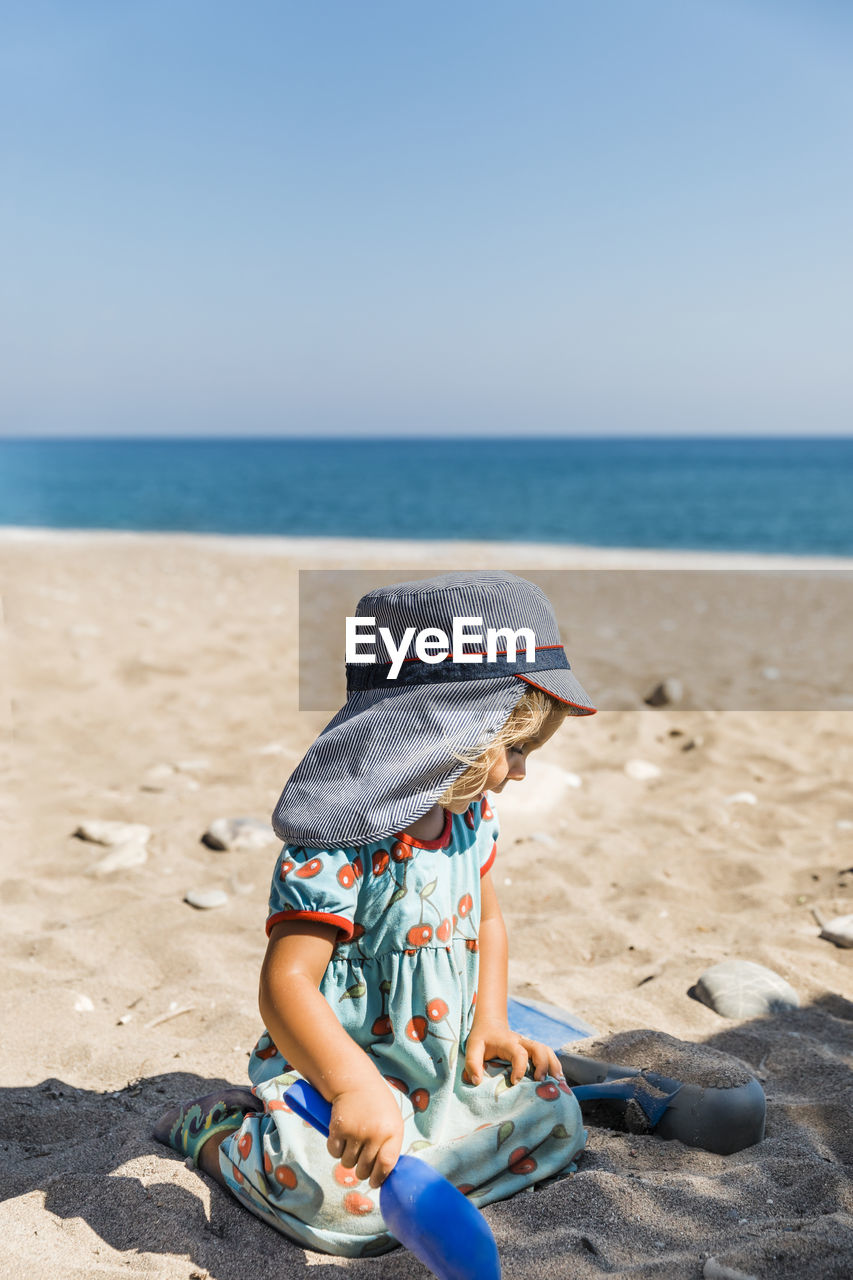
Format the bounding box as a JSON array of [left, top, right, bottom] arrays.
[[2, 432, 852, 443]]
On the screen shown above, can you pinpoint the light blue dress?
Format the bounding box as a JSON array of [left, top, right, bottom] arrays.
[[218, 794, 586, 1257]]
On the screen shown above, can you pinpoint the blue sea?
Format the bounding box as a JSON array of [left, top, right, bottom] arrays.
[[1, 436, 851, 556]]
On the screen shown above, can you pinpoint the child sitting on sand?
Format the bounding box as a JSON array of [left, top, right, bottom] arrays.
[[154, 569, 598, 1257]]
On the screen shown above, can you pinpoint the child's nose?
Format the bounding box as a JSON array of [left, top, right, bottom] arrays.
[[507, 756, 526, 781]]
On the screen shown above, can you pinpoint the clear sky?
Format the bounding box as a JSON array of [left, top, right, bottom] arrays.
[[2, 0, 851, 437]]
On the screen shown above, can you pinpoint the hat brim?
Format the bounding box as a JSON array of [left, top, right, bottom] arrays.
[[514, 668, 597, 715], [272, 676, 530, 848], [273, 667, 596, 849]]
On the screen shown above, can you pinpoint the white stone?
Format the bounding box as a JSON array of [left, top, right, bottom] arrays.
[[695, 959, 799, 1018], [74, 994, 95, 1012], [624, 759, 661, 781], [819, 913, 853, 948], [564, 771, 582, 789], [762, 666, 781, 681], [837, 819, 853, 831], [75, 820, 151, 846], [724, 791, 757, 806], [203, 817, 278, 852], [185, 888, 228, 910], [91, 840, 148, 874]]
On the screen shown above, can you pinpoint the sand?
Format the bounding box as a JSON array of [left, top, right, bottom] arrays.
[[1, 528, 851, 1279]]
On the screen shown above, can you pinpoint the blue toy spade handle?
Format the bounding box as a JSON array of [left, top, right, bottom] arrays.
[[285, 1078, 333, 1135], [284, 1079, 502, 1280]]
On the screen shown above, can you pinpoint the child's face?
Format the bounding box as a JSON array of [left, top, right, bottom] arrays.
[[487, 707, 564, 793], [444, 703, 565, 811]]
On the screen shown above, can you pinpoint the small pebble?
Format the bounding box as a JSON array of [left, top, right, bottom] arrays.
[[185, 888, 228, 910], [141, 763, 176, 791], [563, 772, 582, 789], [117, 1013, 134, 1025], [624, 759, 661, 781], [837, 820, 853, 831], [644, 677, 683, 707], [762, 666, 780, 680], [818, 913, 853, 948], [724, 791, 757, 806], [704, 1258, 758, 1280], [203, 817, 277, 852], [74, 994, 95, 1012], [75, 820, 151, 846]]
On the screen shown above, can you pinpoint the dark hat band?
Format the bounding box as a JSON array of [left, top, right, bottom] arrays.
[[346, 645, 571, 693]]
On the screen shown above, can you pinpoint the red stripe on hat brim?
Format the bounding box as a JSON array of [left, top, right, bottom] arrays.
[[515, 673, 598, 714]]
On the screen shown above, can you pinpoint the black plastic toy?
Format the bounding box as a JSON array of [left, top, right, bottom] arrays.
[[557, 1048, 766, 1156]]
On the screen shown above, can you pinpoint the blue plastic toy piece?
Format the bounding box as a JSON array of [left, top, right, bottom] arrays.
[[284, 1078, 502, 1280], [507, 996, 595, 1048]]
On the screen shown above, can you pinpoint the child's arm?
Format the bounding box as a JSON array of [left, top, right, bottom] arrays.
[[259, 919, 404, 1188], [464, 870, 564, 1086]]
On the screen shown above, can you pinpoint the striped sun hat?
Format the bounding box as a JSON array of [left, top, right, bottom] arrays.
[[272, 570, 596, 848]]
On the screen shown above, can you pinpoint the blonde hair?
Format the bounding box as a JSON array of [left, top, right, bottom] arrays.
[[436, 685, 567, 811]]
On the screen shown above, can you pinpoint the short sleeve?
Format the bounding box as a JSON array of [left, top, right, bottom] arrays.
[[266, 844, 360, 940], [478, 793, 500, 877]]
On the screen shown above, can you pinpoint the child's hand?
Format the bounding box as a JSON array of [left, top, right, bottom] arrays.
[[464, 1015, 564, 1087], [327, 1082, 405, 1189]]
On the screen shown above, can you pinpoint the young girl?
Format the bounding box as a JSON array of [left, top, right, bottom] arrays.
[[154, 570, 597, 1258]]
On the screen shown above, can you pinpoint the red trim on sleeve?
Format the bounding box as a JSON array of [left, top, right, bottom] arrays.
[[392, 807, 453, 849], [265, 910, 355, 940], [480, 842, 497, 878]]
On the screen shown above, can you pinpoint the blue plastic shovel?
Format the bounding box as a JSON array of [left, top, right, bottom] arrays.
[[284, 1079, 501, 1280]]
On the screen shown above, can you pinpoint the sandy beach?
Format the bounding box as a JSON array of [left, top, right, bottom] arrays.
[[2, 528, 852, 1280]]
